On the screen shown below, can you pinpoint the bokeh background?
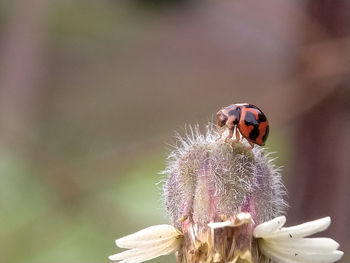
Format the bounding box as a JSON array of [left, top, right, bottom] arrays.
[[0, 0, 349, 262]]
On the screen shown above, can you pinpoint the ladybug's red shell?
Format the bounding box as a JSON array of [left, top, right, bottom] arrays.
[[238, 105, 269, 146], [216, 103, 269, 146]]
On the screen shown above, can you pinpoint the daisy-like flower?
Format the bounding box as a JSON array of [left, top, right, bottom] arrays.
[[109, 124, 343, 263]]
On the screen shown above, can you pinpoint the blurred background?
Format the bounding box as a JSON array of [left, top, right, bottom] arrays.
[[0, 0, 349, 262]]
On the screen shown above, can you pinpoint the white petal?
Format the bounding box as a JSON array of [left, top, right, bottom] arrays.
[[116, 225, 181, 249], [109, 236, 181, 263], [261, 240, 343, 263], [208, 220, 233, 229], [235, 212, 253, 226], [117, 235, 177, 249], [256, 217, 343, 263], [290, 251, 343, 263], [253, 216, 286, 238], [110, 224, 183, 263], [268, 238, 339, 252], [236, 212, 252, 222], [127, 240, 181, 263], [262, 217, 331, 240], [208, 213, 253, 229], [109, 248, 145, 261], [110, 237, 177, 260], [258, 240, 300, 263]]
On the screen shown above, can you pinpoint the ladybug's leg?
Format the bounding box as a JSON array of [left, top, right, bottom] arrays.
[[216, 126, 224, 141], [231, 127, 241, 147], [248, 141, 255, 149], [235, 128, 241, 142], [224, 127, 234, 143]]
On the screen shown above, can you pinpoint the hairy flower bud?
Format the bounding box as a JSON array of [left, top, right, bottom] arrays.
[[163, 125, 287, 226], [162, 124, 287, 262]]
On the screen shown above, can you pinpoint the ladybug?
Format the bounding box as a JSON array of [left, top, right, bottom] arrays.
[[216, 103, 269, 148]]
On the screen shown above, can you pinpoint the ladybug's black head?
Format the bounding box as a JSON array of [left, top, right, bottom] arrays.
[[217, 111, 228, 127]]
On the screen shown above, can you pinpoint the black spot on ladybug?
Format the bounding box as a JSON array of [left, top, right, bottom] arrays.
[[228, 109, 240, 125], [245, 104, 258, 109], [246, 105, 266, 122], [262, 125, 269, 143], [244, 111, 259, 125], [249, 127, 259, 140], [244, 111, 259, 140], [258, 112, 267, 122]]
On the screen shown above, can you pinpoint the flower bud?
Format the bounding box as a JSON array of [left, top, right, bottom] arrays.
[[162, 124, 287, 262]]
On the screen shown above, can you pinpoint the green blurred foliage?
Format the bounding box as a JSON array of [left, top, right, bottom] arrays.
[[0, 148, 174, 263], [47, 1, 141, 45], [134, 0, 189, 9]]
